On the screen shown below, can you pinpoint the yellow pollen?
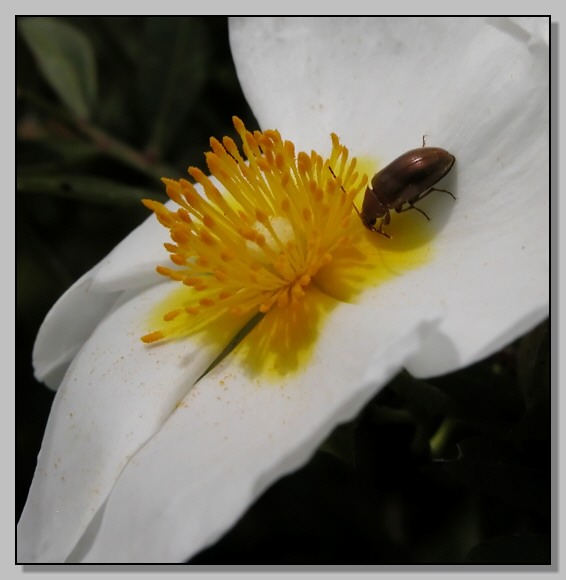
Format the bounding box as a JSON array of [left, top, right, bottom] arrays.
[[141, 116, 385, 349]]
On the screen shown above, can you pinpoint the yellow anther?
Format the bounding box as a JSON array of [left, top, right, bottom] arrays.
[[163, 309, 182, 321], [156, 266, 185, 281], [141, 331, 165, 344], [177, 208, 192, 223], [171, 229, 190, 245], [183, 277, 201, 287], [239, 227, 257, 241], [255, 209, 269, 224], [213, 269, 228, 282], [232, 115, 245, 133], [222, 136, 239, 157], [203, 214, 215, 229], [297, 151, 311, 174], [209, 137, 224, 155], [170, 254, 186, 266], [257, 158, 270, 172], [255, 234, 266, 247], [199, 230, 216, 246]]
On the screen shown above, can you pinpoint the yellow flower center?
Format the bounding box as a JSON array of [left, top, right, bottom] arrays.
[[140, 117, 432, 376]]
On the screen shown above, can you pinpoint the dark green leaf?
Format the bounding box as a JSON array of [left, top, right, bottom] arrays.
[[19, 17, 97, 119], [17, 174, 164, 207], [136, 17, 210, 156], [17, 138, 99, 169]]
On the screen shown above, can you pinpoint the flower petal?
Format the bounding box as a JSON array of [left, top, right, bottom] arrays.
[[32, 207, 174, 390], [32, 264, 118, 389], [18, 281, 224, 563], [230, 16, 549, 376], [69, 292, 441, 562], [89, 204, 174, 293]]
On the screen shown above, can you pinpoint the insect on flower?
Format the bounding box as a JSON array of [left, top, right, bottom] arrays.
[[355, 140, 456, 238]]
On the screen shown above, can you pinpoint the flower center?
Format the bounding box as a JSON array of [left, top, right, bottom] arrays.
[[141, 117, 369, 344]]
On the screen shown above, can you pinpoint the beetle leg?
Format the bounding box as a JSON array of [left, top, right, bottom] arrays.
[[394, 201, 430, 220], [407, 203, 431, 220], [409, 187, 456, 204], [372, 212, 392, 239], [372, 223, 392, 239], [396, 185, 456, 221], [406, 186, 456, 207], [428, 187, 456, 200]]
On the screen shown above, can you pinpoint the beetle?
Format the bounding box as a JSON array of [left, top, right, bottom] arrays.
[[356, 144, 456, 238]]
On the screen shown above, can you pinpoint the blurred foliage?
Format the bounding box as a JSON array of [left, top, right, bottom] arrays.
[[16, 16, 551, 566]]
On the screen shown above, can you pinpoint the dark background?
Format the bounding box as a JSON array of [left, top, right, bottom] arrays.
[[16, 16, 551, 565]]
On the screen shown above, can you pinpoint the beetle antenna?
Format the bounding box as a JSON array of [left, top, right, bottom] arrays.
[[327, 165, 339, 181], [352, 201, 362, 218], [328, 165, 362, 217]]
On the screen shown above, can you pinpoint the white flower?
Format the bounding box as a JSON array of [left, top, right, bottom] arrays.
[[17, 17, 548, 563]]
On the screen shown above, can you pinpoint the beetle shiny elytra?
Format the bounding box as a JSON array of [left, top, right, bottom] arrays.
[[357, 145, 456, 238]]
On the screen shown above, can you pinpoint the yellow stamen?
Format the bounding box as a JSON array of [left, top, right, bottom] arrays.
[[141, 117, 369, 343], [141, 117, 433, 376]]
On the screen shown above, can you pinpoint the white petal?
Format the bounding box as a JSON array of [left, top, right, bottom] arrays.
[[89, 209, 172, 293], [72, 295, 441, 562], [32, 264, 120, 389], [230, 16, 548, 376], [18, 282, 222, 563], [33, 206, 175, 390]]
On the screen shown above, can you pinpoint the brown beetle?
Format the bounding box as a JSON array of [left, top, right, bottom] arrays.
[[357, 145, 456, 238]]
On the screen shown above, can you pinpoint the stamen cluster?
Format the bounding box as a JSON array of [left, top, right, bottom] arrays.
[[142, 117, 367, 343]]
